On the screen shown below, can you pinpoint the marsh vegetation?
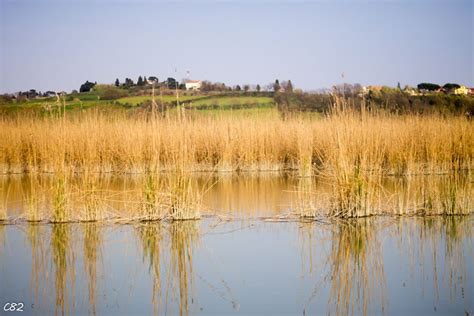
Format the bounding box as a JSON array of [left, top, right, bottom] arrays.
[[1, 97, 472, 221]]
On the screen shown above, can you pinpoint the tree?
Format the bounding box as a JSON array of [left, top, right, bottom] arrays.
[[124, 78, 135, 87], [137, 76, 144, 86], [115, 78, 120, 87], [235, 85, 241, 91], [417, 83, 441, 91], [286, 80, 293, 93], [148, 76, 159, 84], [243, 84, 250, 92], [256, 84, 261, 92], [273, 79, 281, 92], [166, 77, 177, 89], [79, 81, 96, 93], [443, 83, 461, 90], [353, 83, 363, 94]]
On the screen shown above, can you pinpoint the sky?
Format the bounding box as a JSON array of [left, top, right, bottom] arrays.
[[0, 0, 472, 93]]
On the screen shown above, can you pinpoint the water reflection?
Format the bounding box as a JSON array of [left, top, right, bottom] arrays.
[[26, 224, 48, 310], [300, 219, 387, 315], [0, 215, 471, 315], [136, 223, 163, 314], [327, 220, 387, 315], [51, 224, 75, 315], [300, 216, 472, 315], [388, 174, 473, 215], [0, 173, 471, 220], [392, 216, 473, 306], [169, 222, 198, 316], [136, 221, 198, 316], [83, 223, 101, 316]]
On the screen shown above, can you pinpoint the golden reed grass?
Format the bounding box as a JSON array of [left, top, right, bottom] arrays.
[[296, 100, 473, 218], [0, 109, 471, 175]]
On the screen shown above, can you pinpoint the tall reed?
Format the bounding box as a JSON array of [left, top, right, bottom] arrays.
[[79, 172, 102, 222], [51, 173, 70, 223], [0, 177, 9, 221], [1, 109, 471, 175], [322, 102, 386, 217]]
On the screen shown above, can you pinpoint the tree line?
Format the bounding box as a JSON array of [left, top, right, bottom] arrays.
[[274, 84, 474, 117]]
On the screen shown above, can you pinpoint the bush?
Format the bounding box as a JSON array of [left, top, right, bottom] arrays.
[[275, 90, 474, 116], [99, 87, 128, 100]]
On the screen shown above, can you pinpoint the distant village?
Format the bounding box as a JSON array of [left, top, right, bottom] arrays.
[[2, 75, 473, 101], [364, 83, 473, 96]]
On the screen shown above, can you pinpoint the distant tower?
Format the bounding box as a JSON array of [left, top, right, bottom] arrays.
[[186, 70, 190, 81]]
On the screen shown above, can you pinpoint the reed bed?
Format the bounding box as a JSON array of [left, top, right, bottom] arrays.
[[295, 173, 473, 218], [0, 109, 471, 175], [0, 104, 472, 219], [0, 171, 472, 223], [294, 101, 473, 218]]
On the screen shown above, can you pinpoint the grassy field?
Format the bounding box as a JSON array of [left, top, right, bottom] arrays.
[[114, 94, 274, 108], [0, 92, 274, 113], [115, 94, 205, 106], [187, 96, 273, 107]]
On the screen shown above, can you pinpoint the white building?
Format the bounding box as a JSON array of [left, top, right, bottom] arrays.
[[184, 80, 202, 91]]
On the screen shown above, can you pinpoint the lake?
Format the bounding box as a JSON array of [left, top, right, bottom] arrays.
[[0, 174, 472, 315]]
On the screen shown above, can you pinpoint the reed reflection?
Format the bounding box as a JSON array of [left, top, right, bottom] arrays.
[[136, 220, 198, 316], [392, 216, 473, 307], [169, 221, 198, 316], [26, 224, 48, 309], [51, 224, 75, 316], [136, 222, 163, 314], [301, 219, 387, 316], [302, 216, 473, 315], [327, 220, 387, 315], [83, 223, 102, 316]]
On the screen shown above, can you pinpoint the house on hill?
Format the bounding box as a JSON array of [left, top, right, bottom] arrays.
[[453, 85, 469, 95], [44, 91, 57, 97], [184, 80, 202, 91]]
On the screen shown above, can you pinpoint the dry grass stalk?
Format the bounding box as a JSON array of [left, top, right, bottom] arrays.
[[51, 173, 70, 223], [0, 177, 9, 221]]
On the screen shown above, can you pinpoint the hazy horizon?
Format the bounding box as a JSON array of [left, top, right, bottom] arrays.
[[0, 0, 473, 93]]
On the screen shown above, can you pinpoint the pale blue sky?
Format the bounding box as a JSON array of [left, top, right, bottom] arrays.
[[0, 0, 472, 93]]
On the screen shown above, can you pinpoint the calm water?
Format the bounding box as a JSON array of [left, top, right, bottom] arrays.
[[0, 175, 473, 315]]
